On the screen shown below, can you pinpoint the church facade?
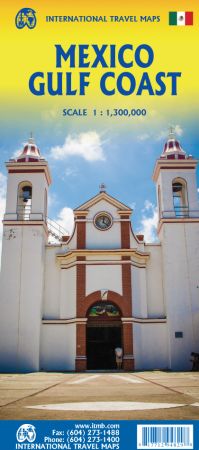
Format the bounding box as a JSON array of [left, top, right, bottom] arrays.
[[0, 132, 199, 372]]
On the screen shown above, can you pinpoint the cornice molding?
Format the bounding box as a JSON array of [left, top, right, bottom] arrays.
[[152, 158, 198, 182], [74, 191, 132, 213], [6, 161, 52, 185], [56, 248, 150, 267], [42, 316, 166, 325], [157, 217, 199, 233]]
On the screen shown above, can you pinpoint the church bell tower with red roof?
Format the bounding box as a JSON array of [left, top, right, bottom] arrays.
[[0, 136, 51, 372], [153, 129, 199, 370]]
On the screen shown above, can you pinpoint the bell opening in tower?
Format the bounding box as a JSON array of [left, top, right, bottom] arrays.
[[17, 182, 32, 220], [172, 178, 189, 218]]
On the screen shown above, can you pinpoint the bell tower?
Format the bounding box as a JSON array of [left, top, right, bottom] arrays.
[[154, 129, 198, 222], [0, 136, 51, 372], [153, 130, 199, 370]]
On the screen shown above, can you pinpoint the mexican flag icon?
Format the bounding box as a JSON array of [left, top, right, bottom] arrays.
[[169, 11, 193, 26]]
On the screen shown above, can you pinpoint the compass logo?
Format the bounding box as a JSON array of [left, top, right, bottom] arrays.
[[16, 424, 36, 443], [15, 8, 37, 29]]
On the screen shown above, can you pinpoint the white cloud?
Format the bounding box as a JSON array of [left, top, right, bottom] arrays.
[[0, 173, 7, 266], [48, 192, 58, 208], [64, 168, 78, 177], [12, 148, 21, 158], [142, 200, 154, 212], [137, 124, 183, 144], [12, 139, 36, 159], [58, 167, 79, 182], [174, 125, 183, 136], [50, 131, 106, 162], [48, 206, 74, 243], [137, 200, 158, 243], [137, 133, 150, 142], [55, 207, 74, 234], [156, 125, 183, 141]]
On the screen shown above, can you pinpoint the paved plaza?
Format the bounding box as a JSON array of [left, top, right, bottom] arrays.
[[0, 371, 199, 420]]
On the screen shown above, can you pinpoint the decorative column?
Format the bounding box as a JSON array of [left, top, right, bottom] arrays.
[[122, 319, 134, 370], [76, 214, 86, 249], [75, 319, 87, 371], [121, 254, 134, 370], [75, 211, 87, 371], [120, 213, 131, 248], [76, 254, 86, 371]]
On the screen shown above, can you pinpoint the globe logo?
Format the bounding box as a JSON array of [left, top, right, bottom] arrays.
[[15, 8, 37, 29], [16, 424, 36, 443]]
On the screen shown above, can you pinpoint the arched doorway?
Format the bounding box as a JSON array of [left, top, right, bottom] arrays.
[[86, 302, 122, 370]]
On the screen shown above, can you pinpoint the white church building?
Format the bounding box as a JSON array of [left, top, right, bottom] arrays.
[[0, 131, 199, 372]]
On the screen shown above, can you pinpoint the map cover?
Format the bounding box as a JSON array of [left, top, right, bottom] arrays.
[[0, 0, 199, 448]]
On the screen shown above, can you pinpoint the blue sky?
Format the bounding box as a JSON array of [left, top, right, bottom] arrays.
[[0, 113, 199, 255]]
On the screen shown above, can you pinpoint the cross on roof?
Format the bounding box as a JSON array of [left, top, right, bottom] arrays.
[[99, 183, 106, 192]]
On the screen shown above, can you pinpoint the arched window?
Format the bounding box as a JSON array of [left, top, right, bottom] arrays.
[[87, 302, 121, 318], [17, 181, 32, 220], [172, 178, 188, 217]]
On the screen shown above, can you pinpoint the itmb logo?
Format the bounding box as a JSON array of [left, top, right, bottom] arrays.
[[16, 424, 36, 443], [15, 8, 37, 29]]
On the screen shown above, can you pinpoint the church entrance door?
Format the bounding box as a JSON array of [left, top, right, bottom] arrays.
[[86, 302, 122, 370]]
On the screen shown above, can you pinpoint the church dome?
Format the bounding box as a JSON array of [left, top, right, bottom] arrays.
[[16, 136, 41, 162], [161, 129, 186, 160]]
